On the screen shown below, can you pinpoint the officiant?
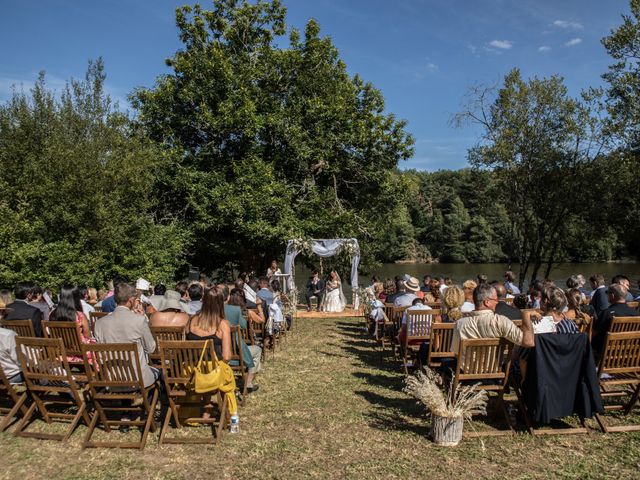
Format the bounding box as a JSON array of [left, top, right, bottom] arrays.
[[306, 271, 325, 312]]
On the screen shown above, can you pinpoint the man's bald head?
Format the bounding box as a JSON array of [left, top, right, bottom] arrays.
[[494, 283, 507, 299]]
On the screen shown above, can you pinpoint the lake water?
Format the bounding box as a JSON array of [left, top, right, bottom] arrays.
[[291, 262, 640, 300]]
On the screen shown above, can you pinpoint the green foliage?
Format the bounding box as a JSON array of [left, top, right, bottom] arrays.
[[0, 60, 187, 288], [131, 0, 414, 276]]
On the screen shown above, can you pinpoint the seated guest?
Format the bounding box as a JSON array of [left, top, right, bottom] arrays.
[[385, 278, 404, 305], [50, 284, 95, 360], [452, 284, 535, 356], [257, 277, 274, 312], [4, 283, 43, 337], [477, 274, 488, 286], [382, 279, 396, 303], [564, 288, 594, 332], [589, 274, 608, 315], [95, 282, 159, 388], [442, 286, 465, 323], [424, 279, 442, 304], [186, 286, 231, 362], [420, 275, 432, 293], [513, 294, 529, 310], [87, 287, 99, 306], [0, 326, 22, 383], [149, 290, 190, 328], [611, 274, 634, 302], [522, 287, 579, 334], [394, 277, 420, 307], [592, 283, 639, 361], [494, 284, 522, 320], [528, 279, 544, 309], [227, 288, 262, 392], [460, 280, 477, 312], [147, 283, 166, 311], [305, 271, 325, 312], [0, 289, 14, 309], [100, 275, 129, 313], [188, 283, 204, 314], [78, 286, 95, 321], [504, 271, 520, 295], [29, 285, 51, 321], [175, 280, 190, 312], [373, 282, 385, 302]]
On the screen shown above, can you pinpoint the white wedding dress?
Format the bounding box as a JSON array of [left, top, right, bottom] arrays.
[[322, 279, 346, 313]]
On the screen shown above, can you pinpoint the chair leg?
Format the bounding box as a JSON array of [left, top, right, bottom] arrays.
[[0, 392, 27, 433], [159, 401, 173, 445], [12, 402, 37, 437], [81, 409, 101, 449], [140, 389, 159, 450], [63, 401, 87, 441], [624, 384, 640, 415]]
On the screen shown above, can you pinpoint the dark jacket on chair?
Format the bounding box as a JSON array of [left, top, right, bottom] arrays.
[[522, 333, 603, 424], [3, 300, 43, 337]]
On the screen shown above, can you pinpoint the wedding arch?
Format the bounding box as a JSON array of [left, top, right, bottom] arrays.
[[283, 238, 361, 309]]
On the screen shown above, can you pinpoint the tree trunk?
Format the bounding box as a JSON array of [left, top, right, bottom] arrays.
[[431, 414, 464, 447]]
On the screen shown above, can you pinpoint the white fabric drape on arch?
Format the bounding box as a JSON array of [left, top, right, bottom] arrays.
[[283, 238, 360, 309]]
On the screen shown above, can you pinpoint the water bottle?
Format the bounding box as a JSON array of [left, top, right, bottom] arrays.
[[230, 414, 239, 433]]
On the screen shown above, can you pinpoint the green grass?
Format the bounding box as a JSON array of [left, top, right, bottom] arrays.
[[1, 316, 639, 479]]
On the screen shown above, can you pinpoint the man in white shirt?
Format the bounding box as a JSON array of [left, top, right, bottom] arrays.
[[0, 327, 22, 383], [394, 277, 421, 307]]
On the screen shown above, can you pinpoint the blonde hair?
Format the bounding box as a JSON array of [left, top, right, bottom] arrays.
[[443, 286, 465, 322], [87, 287, 98, 305], [462, 279, 477, 291]]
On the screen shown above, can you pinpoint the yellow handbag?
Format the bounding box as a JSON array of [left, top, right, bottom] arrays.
[[190, 340, 238, 415]]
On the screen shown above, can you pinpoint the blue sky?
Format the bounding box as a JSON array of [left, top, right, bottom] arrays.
[[0, 0, 631, 170]]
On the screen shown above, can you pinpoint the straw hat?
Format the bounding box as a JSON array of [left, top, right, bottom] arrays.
[[158, 290, 184, 312], [404, 276, 420, 293]]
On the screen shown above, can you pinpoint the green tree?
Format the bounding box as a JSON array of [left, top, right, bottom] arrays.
[[0, 60, 187, 288], [454, 68, 606, 286], [131, 0, 414, 276]]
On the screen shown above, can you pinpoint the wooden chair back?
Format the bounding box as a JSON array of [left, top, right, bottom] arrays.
[[83, 343, 145, 391], [406, 309, 441, 340], [42, 321, 83, 357], [383, 303, 395, 325], [14, 337, 89, 441], [627, 301, 639, 310], [452, 338, 513, 393], [157, 339, 227, 444], [1, 320, 35, 337], [598, 331, 640, 375], [425, 301, 441, 309], [88, 311, 109, 336], [391, 306, 408, 329], [149, 325, 185, 364], [503, 297, 514, 305], [610, 316, 640, 334], [427, 322, 455, 367], [230, 325, 248, 404]]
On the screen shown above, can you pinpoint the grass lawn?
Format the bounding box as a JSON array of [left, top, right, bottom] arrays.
[[1, 316, 639, 479]]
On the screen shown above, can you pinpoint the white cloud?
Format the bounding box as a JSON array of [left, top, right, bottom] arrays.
[[489, 40, 513, 50], [538, 46, 551, 52], [565, 38, 583, 47], [425, 62, 437, 70], [553, 20, 583, 30]]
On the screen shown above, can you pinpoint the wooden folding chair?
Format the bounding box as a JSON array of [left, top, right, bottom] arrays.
[[453, 338, 514, 436], [1, 319, 36, 337], [390, 306, 408, 358], [230, 326, 248, 406], [81, 343, 158, 449], [427, 322, 455, 368], [149, 325, 185, 365], [158, 340, 229, 444], [13, 337, 90, 441], [425, 302, 441, 309], [88, 311, 108, 336], [609, 316, 640, 333], [0, 364, 28, 432], [627, 301, 639, 310], [594, 331, 640, 433], [403, 309, 441, 375], [42, 320, 87, 381]]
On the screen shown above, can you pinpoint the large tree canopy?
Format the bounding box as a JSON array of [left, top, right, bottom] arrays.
[[131, 0, 414, 276]]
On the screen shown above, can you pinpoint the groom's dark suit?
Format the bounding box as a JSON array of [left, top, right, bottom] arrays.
[[306, 277, 325, 311]]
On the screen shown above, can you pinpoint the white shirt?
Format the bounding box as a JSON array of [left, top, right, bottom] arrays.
[[401, 303, 432, 326], [81, 299, 95, 320], [461, 301, 475, 313], [0, 328, 20, 379]]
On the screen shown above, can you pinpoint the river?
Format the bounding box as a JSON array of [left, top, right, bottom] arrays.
[[291, 262, 640, 300]]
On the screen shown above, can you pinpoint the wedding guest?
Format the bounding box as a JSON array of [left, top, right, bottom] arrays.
[[226, 288, 261, 392], [188, 283, 204, 314], [442, 286, 465, 323], [494, 284, 522, 320], [175, 280, 190, 311], [101, 275, 129, 313], [504, 271, 521, 295], [50, 284, 94, 350], [149, 291, 190, 328], [0, 326, 22, 383], [394, 277, 420, 307], [589, 274, 608, 315], [29, 285, 51, 321], [266, 260, 281, 280], [424, 279, 441, 304], [186, 286, 231, 363], [461, 280, 477, 312], [87, 287, 99, 306], [0, 289, 13, 308], [564, 288, 593, 333], [4, 283, 43, 337], [592, 283, 639, 361]]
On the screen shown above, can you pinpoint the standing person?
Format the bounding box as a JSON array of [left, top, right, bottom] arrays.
[[321, 271, 346, 313], [305, 271, 325, 312], [504, 271, 521, 295], [95, 282, 160, 388], [4, 283, 43, 337], [266, 260, 281, 281]]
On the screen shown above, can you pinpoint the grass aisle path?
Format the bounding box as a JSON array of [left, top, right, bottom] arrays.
[[1, 316, 640, 479]]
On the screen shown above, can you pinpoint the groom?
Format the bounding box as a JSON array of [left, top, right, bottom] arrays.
[[306, 271, 324, 312]]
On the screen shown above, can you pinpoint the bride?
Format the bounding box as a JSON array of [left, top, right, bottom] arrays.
[[321, 270, 346, 313]]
